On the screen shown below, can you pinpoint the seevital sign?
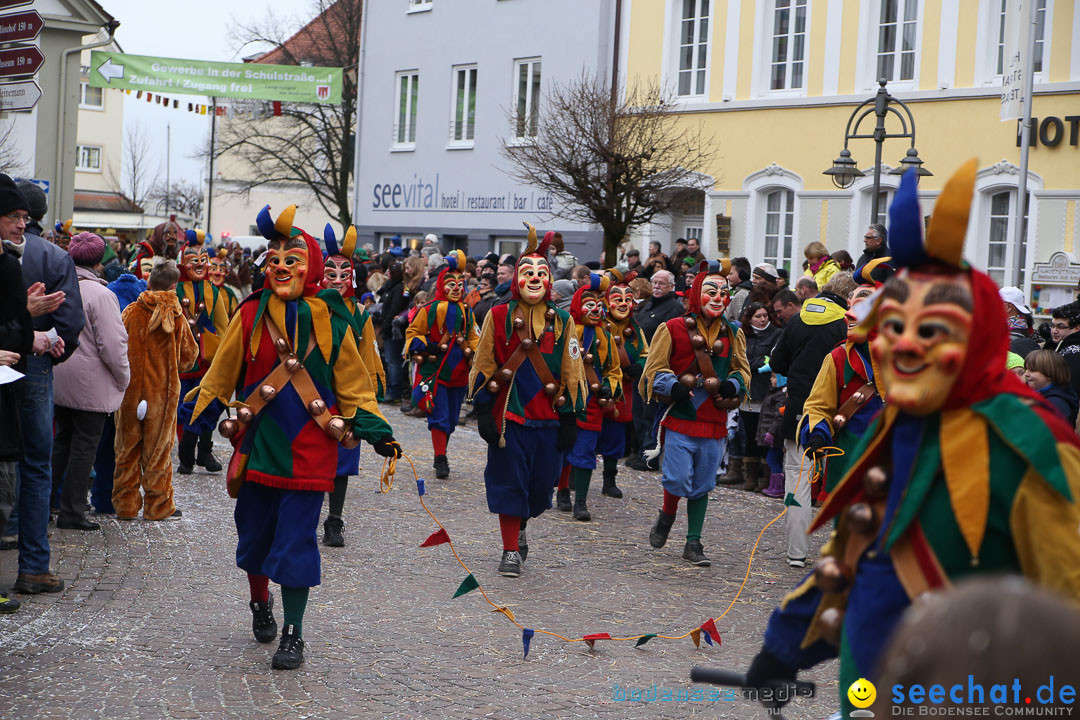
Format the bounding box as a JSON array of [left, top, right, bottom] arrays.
[[88, 51, 343, 104]]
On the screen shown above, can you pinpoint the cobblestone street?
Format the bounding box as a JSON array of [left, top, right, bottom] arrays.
[[0, 409, 837, 719]]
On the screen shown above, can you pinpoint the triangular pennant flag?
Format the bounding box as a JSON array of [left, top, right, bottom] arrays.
[[634, 634, 657, 648], [417, 478, 426, 496], [702, 618, 722, 646], [784, 492, 801, 507], [420, 527, 449, 547], [583, 633, 610, 649], [493, 605, 515, 622], [188, 102, 193, 112], [702, 630, 713, 646], [452, 573, 479, 598], [136, 90, 142, 98], [272, 101, 282, 117], [522, 628, 534, 659], [146, 93, 153, 102], [690, 629, 702, 648], [173, 99, 179, 108]]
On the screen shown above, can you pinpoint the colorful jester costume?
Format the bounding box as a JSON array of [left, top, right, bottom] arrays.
[[405, 249, 479, 480], [561, 273, 623, 522], [175, 229, 231, 475], [208, 249, 240, 318], [746, 162, 1080, 720], [181, 205, 401, 672], [600, 268, 648, 499], [469, 225, 586, 579], [641, 259, 750, 567], [319, 222, 387, 548], [799, 258, 893, 497]]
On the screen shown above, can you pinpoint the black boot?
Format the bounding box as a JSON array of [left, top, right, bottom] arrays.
[[518, 528, 528, 562], [433, 454, 450, 479], [601, 471, 623, 498], [498, 550, 522, 578], [572, 495, 591, 522], [649, 510, 676, 548], [322, 515, 345, 548], [177, 431, 198, 474], [249, 594, 277, 643], [196, 431, 222, 472], [682, 539, 711, 567], [556, 488, 572, 511], [271, 624, 305, 670]]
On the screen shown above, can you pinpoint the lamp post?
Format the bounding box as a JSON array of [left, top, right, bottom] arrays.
[[823, 79, 931, 226]]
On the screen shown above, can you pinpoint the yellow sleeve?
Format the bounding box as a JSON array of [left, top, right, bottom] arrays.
[[187, 311, 247, 424], [178, 320, 199, 371], [332, 327, 383, 421], [729, 327, 751, 395], [404, 304, 431, 359], [466, 310, 481, 353], [1009, 448, 1080, 602], [559, 315, 586, 413], [359, 313, 386, 389], [467, 309, 498, 401], [640, 322, 673, 403], [600, 331, 623, 398], [802, 353, 841, 438]]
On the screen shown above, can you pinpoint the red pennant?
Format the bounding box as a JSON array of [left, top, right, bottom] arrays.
[[701, 618, 721, 646], [583, 633, 610, 649], [146, 93, 153, 102], [272, 101, 282, 117], [420, 528, 450, 547]]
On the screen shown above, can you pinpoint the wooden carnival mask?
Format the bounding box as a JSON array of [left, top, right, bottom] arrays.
[[516, 256, 550, 305], [698, 274, 730, 319], [208, 255, 229, 287], [266, 243, 309, 301], [181, 244, 209, 282], [606, 285, 635, 321], [322, 256, 352, 295], [442, 271, 465, 302]]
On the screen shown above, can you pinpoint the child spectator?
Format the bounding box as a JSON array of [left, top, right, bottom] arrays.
[[756, 372, 787, 498], [1023, 349, 1079, 426], [112, 260, 198, 520]]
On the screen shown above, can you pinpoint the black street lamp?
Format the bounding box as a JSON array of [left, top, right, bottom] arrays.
[[823, 79, 932, 225]]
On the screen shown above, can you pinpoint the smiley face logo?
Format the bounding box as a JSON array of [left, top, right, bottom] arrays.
[[847, 678, 877, 709]]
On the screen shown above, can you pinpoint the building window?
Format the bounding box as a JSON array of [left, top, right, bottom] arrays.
[[995, 0, 1047, 75], [684, 225, 703, 243], [450, 65, 477, 145], [876, 0, 918, 82], [763, 189, 795, 275], [80, 82, 103, 109], [770, 0, 807, 90], [408, 0, 433, 11], [678, 0, 710, 96], [513, 58, 541, 141], [75, 144, 102, 172], [986, 189, 1029, 286], [394, 71, 419, 148]]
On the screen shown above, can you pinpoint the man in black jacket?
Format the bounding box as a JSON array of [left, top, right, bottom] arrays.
[[768, 278, 849, 568], [856, 223, 889, 269], [1051, 302, 1080, 398]]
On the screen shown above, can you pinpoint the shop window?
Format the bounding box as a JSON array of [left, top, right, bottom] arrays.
[[394, 71, 419, 149]]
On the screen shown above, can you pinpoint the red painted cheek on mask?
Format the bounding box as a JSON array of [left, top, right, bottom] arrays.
[[939, 348, 965, 375]]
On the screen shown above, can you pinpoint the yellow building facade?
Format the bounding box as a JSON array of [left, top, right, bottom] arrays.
[[622, 0, 1080, 310]]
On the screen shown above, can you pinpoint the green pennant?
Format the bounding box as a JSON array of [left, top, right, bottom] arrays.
[[452, 573, 480, 598], [784, 492, 801, 507], [634, 634, 657, 648]]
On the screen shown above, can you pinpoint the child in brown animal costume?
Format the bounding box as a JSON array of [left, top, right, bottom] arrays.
[[113, 260, 198, 520]]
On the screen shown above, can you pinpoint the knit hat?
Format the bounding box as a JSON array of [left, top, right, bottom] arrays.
[[1006, 352, 1025, 371], [69, 231, 106, 266], [552, 279, 577, 299], [753, 263, 779, 282], [0, 174, 28, 217], [15, 180, 46, 220]]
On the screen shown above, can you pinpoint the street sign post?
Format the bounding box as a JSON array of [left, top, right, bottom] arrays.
[[88, 51, 344, 104], [0, 78, 40, 111], [0, 10, 42, 44], [0, 44, 43, 79]]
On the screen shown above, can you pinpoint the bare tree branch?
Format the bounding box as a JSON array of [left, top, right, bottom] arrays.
[[150, 178, 204, 219], [108, 122, 157, 210], [500, 74, 719, 265], [0, 117, 29, 176]]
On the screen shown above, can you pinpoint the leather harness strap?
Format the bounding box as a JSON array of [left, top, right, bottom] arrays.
[[248, 315, 335, 437], [511, 307, 558, 387], [834, 382, 878, 429]]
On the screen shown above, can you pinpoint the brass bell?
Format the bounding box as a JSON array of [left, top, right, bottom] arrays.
[[181, 297, 190, 308], [679, 373, 697, 388], [598, 397, 613, 408], [818, 607, 844, 646], [690, 334, 705, 349], [814, 556, 850, 594], [712, 339, 727, 355], [833, 413, 848, 430], [341, 430, 361, 450], [589, 382, 600, 394], [439, 343, 449, 353], [614, 335, 623, 346], [197, 302, 205, 312], [424, 354, 436, 363], [846, 502, 877, 535], [236, 406, 254, 424], [555, 395, 567, 408], [683, 316, 696, 329], [623, 326, 634, 338], [498, 367, 513, 383], [487, 380, 501, 394], [702, 377, 720, 395], [863, 466, 889, 500], [463, 347, 474, 359], [274, 337, 290, 354], [545, 308, 556, 321], [188, 318, 197, 328], [259, 384, 277, 401], [455, 335, 466, 346], [521, 338, 535, 351], [543, 382, 558, 396], [284, 355, 301, 373], [584, 353, 594, 364], [308, 399, 327, 417], [326, 417, 347, 441], [513, 316, 525, 329], [218, 418, 239, 438]]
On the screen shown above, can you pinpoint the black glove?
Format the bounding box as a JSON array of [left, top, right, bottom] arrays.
[[668, 382, 692, 404], [744, 648, 797, 704], [804, 429, 830, 456], [373, 437, 403, 459], [599, 385, 613, 401], [475, 403, 499, 447], [625, 363, 644, 381], [556, 415, 578, 452], [718, 379, 740, 399], [425, 340, 440, 355]]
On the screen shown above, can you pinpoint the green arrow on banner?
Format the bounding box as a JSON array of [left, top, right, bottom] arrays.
[[88, 50, 343, 104], [452, 574, 480, 599]]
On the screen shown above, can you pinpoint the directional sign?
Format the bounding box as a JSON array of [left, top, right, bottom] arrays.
[[0, 0, 32, 9], [0, 45, 43, 79], [0, 10, 42, 44], [0, 79, 40, 111]]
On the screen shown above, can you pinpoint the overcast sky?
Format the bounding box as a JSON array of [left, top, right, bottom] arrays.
[[100, 0, 311, 188]]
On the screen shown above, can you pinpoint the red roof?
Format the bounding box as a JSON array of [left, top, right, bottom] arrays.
[[247, 0, 356, 68], [74, 190, 143, 214]]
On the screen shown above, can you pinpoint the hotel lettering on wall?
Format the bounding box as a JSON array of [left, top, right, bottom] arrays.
[[1016, 116, 1080, 147], [370, 173, 555, 213]]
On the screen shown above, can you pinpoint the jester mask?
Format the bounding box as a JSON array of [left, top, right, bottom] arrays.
[[435, 250, 468, 303], [208, 252, 229, 287], [571, 273, 610, 327], [322, 223, 357, 298], [512, 223, 553, 305], [255, 205, 324, 302], [687, 260, 731, 321], [604, 268, 637, 322], [180, 229, 209, 282]]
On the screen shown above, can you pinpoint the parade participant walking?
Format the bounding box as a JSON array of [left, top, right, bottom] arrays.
[[175, 229, 230, 475], [181, 205, 401, 671], [561, 273, 622, 521], [641, 260, 749, 567], [743, 162, 1080, 720], [320, 223, 387, 547], [469, 225, 586, 579], [597, 268, 648, 501], [113, 260, 198, 521], [405, 250, 479, 480], [208, 249, 240, 317]]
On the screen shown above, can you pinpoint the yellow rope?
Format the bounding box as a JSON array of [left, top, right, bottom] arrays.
[[379, 445, 844, 647]]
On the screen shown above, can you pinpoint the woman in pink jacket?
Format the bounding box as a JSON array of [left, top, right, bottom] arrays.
[[51, 233, 129, 530]]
